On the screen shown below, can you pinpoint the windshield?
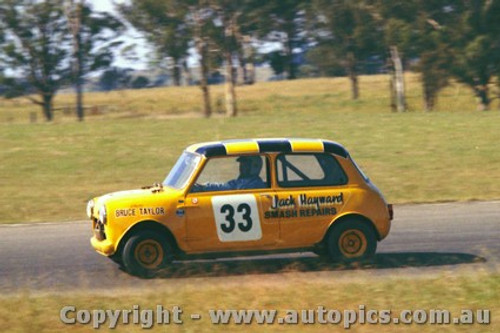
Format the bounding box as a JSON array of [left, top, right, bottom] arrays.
[[163, 151, 202, 189]]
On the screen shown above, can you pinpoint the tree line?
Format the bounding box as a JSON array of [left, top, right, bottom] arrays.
[[0, 0, 499, 121]]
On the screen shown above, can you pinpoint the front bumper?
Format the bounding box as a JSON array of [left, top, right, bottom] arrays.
[[90, 218, 115, 256], [90, 236, 115, 256]]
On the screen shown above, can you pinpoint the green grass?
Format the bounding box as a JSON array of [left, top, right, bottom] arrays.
[[1, 75, 500, 223], [1, 271, 497, 332], [1, 75, 498, 333], [0, 74, 497, 122]]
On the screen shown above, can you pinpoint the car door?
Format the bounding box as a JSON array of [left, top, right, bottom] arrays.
[[183, 155, 278, 252], [274, 153, 349, 247]]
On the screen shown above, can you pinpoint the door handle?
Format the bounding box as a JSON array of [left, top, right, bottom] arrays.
[[178, 198, 201, 209]]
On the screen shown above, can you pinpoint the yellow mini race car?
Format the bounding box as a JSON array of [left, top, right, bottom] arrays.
[[88, 138, 393, 277]]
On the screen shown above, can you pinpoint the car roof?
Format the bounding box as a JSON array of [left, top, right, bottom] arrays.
[[186, 138, 349, 158]]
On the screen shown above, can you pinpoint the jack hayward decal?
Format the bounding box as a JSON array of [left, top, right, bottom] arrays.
[[265, 193, 343, 219]]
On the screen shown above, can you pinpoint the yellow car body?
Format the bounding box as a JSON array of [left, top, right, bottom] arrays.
[[88, 138, 393, 277]]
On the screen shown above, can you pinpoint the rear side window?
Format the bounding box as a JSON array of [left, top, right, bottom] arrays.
[[276, 153, 347, 187]]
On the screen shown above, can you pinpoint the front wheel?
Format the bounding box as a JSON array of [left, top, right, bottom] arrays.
[[122, 231, 173, 278], [327, 220, 377, 262], [109, 253, 123, 267]]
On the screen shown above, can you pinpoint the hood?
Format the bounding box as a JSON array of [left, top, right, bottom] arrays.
[[89, 184, 180, 220]]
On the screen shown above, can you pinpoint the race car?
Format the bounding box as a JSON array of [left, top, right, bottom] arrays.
[[88, 138, 393, 277]]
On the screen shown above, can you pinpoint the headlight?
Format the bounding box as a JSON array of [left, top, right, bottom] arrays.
[[86, 200, 95, 218], [99, 205, 107, 224]]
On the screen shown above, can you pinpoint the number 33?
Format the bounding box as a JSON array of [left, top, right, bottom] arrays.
[[220, 203, 253, 233], [211, 195, 262, 242]]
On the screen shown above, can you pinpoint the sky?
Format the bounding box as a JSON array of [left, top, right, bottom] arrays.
[[90, 0, 116, 12], [88, 0, 279, 71], [90, 0, 151, 70]]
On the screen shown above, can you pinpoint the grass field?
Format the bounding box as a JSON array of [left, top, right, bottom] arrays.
[[1, 74, 500, 223], [1, 74, 498, 332], [1, 270, 497, 332], [0, 74, 498, 121]]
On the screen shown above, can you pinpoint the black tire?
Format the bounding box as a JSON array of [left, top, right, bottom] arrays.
[[122, 231, 173, 278], [312, 246, 328, 257], [326, 219, 377, 262], [109, 253, 123, 266]]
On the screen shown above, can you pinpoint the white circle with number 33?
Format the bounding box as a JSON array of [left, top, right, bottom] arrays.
[[211, 194, 262, 242]]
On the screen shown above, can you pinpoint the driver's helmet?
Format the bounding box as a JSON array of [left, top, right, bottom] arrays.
[[236, 155, 263, 177]]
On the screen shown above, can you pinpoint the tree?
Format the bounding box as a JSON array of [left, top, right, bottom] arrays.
[[236, 34, 256, 85], [131, 76, 150, 89], [0, 0, 70, 121], [416, 20, 453, 111], [208, 0, 242, 117], [374, 0, 459, 111], [207, 0, 272, 115], [120, 0, 215, 117], [190, 3, 215, 118], [119, 0, 189, 87], [98, 67, 132, 91], [250, 0, 307, 80], [451, 0, 500, 111], [312, 0, 383, 100], [64, 0, 123, 121], [267, 50, 287, 77]]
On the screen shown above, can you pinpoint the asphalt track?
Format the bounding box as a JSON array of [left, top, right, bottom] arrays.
[[0, 201, 498, 293]]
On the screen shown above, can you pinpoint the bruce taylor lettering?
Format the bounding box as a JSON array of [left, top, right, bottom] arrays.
[[115, 207, 165, 218]]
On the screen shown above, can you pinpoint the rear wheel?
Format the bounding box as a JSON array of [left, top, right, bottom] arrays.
[[122, 231, 173, 278], [327, 220, 376, 262]]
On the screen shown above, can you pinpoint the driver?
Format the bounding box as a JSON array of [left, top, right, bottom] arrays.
[[192, 155, 266, 192]]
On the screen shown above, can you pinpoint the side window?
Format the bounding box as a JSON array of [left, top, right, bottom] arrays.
[[192, 155, 269, 192], [276, 153, 347, 187]]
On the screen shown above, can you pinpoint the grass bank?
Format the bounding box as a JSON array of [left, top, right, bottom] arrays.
[[1, 271, 497, 332], [0, 74, 497, 122], [1, 75, 499, 223]]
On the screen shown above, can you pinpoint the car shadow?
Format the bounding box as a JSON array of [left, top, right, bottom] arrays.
[[155, 252, 486, 279]]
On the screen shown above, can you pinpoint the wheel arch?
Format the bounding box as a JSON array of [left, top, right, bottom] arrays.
[[115, 220, 181, 259], [322, 213, 381, 245]]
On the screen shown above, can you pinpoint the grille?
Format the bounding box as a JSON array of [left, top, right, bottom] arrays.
[[93, 218, 106, 241]]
